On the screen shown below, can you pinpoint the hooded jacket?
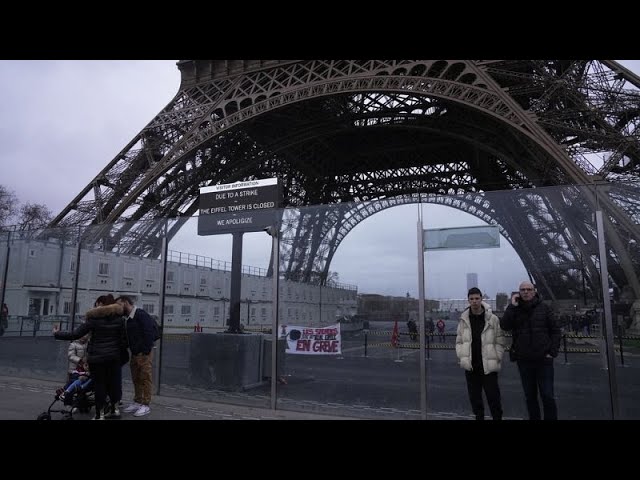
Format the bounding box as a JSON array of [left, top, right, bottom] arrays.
[[55, 303, 126, 364], [455, 302, 506, 374], [67, 338, 89, 373], [500, 294, 561, 361]]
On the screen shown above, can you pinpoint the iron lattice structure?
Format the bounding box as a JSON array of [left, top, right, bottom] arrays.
[[49, 60, 640, 301]]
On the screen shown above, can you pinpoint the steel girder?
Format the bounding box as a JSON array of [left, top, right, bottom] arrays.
[[47, 60, 640, 299], [278, 186, 602, 301]]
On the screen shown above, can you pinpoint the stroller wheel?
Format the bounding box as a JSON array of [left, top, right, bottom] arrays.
[[36, 412, 51, 421]]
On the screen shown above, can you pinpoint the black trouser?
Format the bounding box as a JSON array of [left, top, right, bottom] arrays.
[[517, 359, 557, 420], [89, 359, 122, 417], [464, 370, 502, 420]]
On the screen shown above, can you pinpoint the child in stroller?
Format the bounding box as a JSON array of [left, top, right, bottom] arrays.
[[57, 360, 93, 405], [37, 334, 96, 420], [37, 374, 96, 420]]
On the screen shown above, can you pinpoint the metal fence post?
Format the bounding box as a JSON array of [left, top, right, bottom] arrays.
[[364, 330, 368, 357], [563, 333, 569, 364], [156, 220, 169, 396], [0, 231, 11, 331], [595, 209, 620, 419], [617, 325, 625, 366], [69, 226, 82, 332]]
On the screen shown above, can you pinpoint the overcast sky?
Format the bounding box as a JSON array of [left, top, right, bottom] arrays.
[[1, 60, 638, 299]]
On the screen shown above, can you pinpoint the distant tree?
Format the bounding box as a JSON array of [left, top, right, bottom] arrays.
[[0, 185, 18, 230], [496, 292, 508, 311], [309, 270, 340, 286], [16, 203, 53, 236], [326, 271, 340, 286]]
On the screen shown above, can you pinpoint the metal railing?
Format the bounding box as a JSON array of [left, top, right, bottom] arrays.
[[166, 250, 268, 277]]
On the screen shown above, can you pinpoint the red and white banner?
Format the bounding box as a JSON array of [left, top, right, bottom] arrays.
[[278, 324, 342, 355], [391, 319, 399, 348]]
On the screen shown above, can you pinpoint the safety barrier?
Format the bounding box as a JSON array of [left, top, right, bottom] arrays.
[[362, 327, 637, 363], [2, 315, 638, 366]]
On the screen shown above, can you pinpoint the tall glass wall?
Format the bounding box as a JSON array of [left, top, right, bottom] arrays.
[[420, 185, 613, 419], [0, 183, 638, 419], [602, 180, 640, 419], [275, 203, 421, 419]]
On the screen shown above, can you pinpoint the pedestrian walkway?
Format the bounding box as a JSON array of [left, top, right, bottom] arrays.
[[0, 375, 356, 420]]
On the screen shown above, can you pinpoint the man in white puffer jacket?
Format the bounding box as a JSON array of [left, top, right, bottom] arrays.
[[455, 287, 506, 420]]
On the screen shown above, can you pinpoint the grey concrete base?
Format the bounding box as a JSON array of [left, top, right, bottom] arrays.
[[189, 333, 264, 391], [630, 300, 640, 334]]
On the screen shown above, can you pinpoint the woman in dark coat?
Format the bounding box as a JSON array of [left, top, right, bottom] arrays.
[[53, 294, 127, 420]]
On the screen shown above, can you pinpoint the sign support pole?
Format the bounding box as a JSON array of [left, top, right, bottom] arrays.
[[228, 232, 244, 333], [417, 219, 427, 420]]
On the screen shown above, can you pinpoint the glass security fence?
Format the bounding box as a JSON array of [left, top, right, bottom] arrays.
[[602, 180, 640, 420], [162, 215, 273, 409], [275, 203, 422, 419], [0, 182, 638, 419], [420, 185, 614, 420], [0, 225, 86, 383]]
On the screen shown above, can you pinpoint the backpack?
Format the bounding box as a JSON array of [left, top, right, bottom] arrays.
[[151, 317, 162, 342]]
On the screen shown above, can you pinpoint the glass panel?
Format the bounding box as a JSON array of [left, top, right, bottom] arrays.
[[78, 219, 165, 397], [0, 224, 84, 383], [276, 201, 421, 419], [601, 179, 640, 419], [1, 182, 635, 419], [164, 214, 272, 409], [423, 185, 612, 419]]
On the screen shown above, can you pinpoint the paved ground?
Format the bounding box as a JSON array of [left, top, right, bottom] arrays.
[[0, 375, 356, 420]]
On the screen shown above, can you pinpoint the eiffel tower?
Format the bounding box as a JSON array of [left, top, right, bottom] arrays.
[[49, 60, 640, 302]]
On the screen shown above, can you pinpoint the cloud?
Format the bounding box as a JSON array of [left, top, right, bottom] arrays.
[[0, 60, 179, 214]]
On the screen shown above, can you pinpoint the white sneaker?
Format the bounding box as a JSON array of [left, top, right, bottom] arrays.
[[133, 405, 151, 417], [124, 402, 141, 413], [108, 406, 121, 418]]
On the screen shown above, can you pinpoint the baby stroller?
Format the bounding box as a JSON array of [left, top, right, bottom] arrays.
[[36, 375, 96, 421]]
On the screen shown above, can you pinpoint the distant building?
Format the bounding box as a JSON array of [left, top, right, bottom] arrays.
[[437, 298, 497, 313], [466, 273, 478, 291], [358, 293, 439, 321], [0, 236, 357, 333]]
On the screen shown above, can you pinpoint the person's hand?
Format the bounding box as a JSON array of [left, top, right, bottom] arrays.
[[511, 294, 520, 306], [52, 324, 59, 334]]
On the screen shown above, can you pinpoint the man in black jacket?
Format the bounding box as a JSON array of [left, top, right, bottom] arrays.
[[500, 281, 561, 420], [116, 296, 156, 417]]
